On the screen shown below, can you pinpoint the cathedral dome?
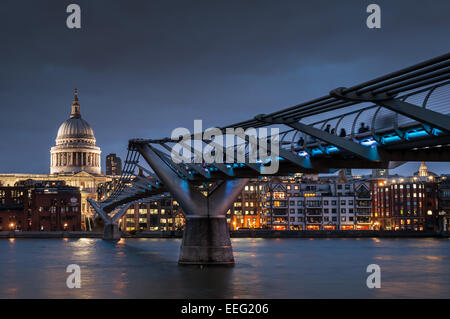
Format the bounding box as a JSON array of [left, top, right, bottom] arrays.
[[56, 117, 95, 141], [55, 89, 96, 144], [50, 89, 101, 175]]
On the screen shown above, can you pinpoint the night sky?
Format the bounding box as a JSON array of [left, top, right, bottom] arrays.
[[0, 0, 449, 175]]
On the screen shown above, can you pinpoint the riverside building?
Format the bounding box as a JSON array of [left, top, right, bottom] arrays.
[[0, 180, 81, 231], [118, 197, 185, 232], [370, 163, 441, 231], [227, 180, 265, 230], [98, 163, 448, 233], [438, 175, 450, 231], [371, 178, 438, 231], [261, 175, 372, 230], [112, 176, 373, 232]]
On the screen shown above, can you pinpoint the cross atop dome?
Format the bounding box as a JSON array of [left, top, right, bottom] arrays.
[[70, 88, 81, 119]]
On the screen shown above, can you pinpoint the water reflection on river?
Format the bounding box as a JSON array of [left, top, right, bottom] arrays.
[[0, 237, 449, 298]]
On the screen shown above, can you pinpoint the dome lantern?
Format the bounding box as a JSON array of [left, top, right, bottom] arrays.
[[70, 88, 81, 119]]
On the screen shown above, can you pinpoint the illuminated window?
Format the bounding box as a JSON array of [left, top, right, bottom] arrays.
[[273, 192, 285, 199]]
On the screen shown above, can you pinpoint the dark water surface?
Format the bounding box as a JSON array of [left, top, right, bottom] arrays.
[[1, 237, 449, 298]]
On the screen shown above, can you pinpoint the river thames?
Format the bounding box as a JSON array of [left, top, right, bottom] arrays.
[[1, 237, 449, 298]]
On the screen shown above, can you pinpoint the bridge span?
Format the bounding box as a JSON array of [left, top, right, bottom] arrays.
[[90, 53, 450, 265]]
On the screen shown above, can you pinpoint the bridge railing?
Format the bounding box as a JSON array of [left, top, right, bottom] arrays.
[[291, 80, 450, 149]]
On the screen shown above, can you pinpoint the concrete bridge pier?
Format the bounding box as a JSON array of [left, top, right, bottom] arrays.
[[179, 216, 234, 265], [87, 199, 131, 241], [137, 144, 249, 265], [103, 223, 121, 241]]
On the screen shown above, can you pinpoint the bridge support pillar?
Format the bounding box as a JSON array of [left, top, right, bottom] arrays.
[[103, 223, 121, 241], [136, 144, 249, 266], [87, 199, 131, 242], [179, 216, 234, 265]]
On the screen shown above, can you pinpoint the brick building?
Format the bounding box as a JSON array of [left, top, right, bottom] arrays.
[[0, 180, 81, 231], [227, 180, 264, 230], [371, 177, 438, 231], [438, 175, 450, 231]]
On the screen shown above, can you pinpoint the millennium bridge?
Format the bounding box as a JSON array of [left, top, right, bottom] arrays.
[[89, 53, 450, 265]]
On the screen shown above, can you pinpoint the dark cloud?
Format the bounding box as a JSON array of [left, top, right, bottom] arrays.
[[0, 0, 449, 175]]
